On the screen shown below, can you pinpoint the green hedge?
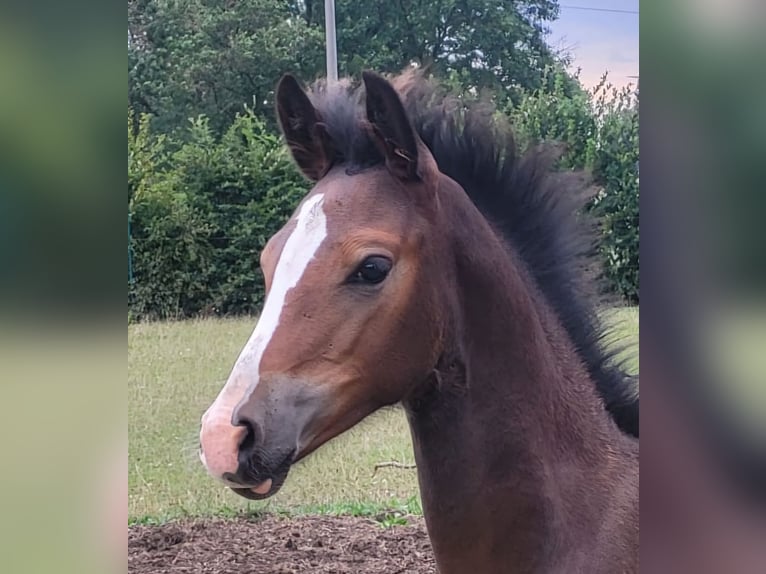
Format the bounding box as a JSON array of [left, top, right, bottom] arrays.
[[128, 108, 308, 320], [129, 72, 639, 319], [509, 69, 639, 302]]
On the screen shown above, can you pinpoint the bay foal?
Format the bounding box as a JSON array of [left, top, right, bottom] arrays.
[[200, 70, 639, 573]]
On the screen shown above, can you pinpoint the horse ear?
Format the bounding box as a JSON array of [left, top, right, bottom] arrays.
[[275, 74, 335, 181], [362, 71, 419, 181]]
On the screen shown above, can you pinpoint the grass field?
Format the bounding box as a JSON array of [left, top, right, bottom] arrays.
[[128, 307, 639, 523]]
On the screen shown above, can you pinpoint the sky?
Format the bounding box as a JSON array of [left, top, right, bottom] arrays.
[[546, 0, 639, 90]]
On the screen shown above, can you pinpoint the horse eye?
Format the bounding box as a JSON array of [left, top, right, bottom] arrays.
[[349, 256, 392, 285]]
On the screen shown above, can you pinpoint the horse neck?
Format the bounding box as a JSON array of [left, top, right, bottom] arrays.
[[403, 185, 635, 572]]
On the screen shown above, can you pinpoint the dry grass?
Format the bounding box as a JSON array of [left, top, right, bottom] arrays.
[[128, 308, 639, 522]]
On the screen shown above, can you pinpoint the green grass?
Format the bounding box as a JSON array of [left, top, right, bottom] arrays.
[[128, 307, 639, 523], [602, 306, 640, 373]]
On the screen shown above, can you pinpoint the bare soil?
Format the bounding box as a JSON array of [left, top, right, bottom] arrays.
[[129, 515, 437, 573]]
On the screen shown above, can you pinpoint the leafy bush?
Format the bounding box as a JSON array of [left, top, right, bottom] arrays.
[[128, 68, 639, 320], [509, 67, 598, 169], [509, 69, 639, 302], [589, 82, 639, 302], [129, 110, 213, 319], [129, 108, 309, 319]]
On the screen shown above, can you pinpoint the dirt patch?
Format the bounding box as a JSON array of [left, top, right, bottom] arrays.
[[129, 515, 436, 573]]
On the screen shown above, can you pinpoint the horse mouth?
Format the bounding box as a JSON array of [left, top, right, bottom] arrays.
[[231, 473, 285, 499], [230, 476, 283, 500], [229, 450, 294, 500]]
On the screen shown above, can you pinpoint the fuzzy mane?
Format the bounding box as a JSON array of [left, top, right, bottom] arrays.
[[303, 70, 639, 437]]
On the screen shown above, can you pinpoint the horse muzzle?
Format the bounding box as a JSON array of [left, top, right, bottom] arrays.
[[199, 375, 329, 499]]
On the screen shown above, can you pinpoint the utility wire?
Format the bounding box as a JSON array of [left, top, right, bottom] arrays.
[[560, 5, 639, 15]]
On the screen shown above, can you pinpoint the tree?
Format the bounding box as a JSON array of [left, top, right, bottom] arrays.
[[332, 0, 562, 100], [129, 0, 325, 135], [130, 0, 566, 135]]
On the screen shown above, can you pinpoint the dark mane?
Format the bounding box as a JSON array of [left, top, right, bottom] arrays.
[[304, 70, 639, 437]]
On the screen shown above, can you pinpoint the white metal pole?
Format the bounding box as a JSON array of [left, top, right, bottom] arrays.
[[324, 0, 338, 82]]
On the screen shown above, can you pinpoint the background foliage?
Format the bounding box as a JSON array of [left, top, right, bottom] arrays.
[[129, 0, 567, 133], [129, 108, 309, 319], [128, 0, 639, 319], [510, 69, 640, 302]]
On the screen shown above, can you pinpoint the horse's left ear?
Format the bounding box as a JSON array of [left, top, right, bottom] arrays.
[[362, 71, 419, 181]]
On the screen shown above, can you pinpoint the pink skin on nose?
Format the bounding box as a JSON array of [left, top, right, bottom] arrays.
[[199, 410, 246, 480]]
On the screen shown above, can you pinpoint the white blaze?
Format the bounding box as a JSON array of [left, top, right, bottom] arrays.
[[201, 193, 327, 428]]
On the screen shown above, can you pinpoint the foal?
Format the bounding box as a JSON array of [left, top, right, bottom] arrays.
[[199, 70, 639, 573]]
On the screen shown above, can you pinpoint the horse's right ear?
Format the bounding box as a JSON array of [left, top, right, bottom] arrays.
[[275, 74, 335, 181]]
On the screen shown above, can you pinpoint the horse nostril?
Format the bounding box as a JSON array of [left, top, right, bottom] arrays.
[[233, 416, 260, 454], [232, 404, 263, 449]]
